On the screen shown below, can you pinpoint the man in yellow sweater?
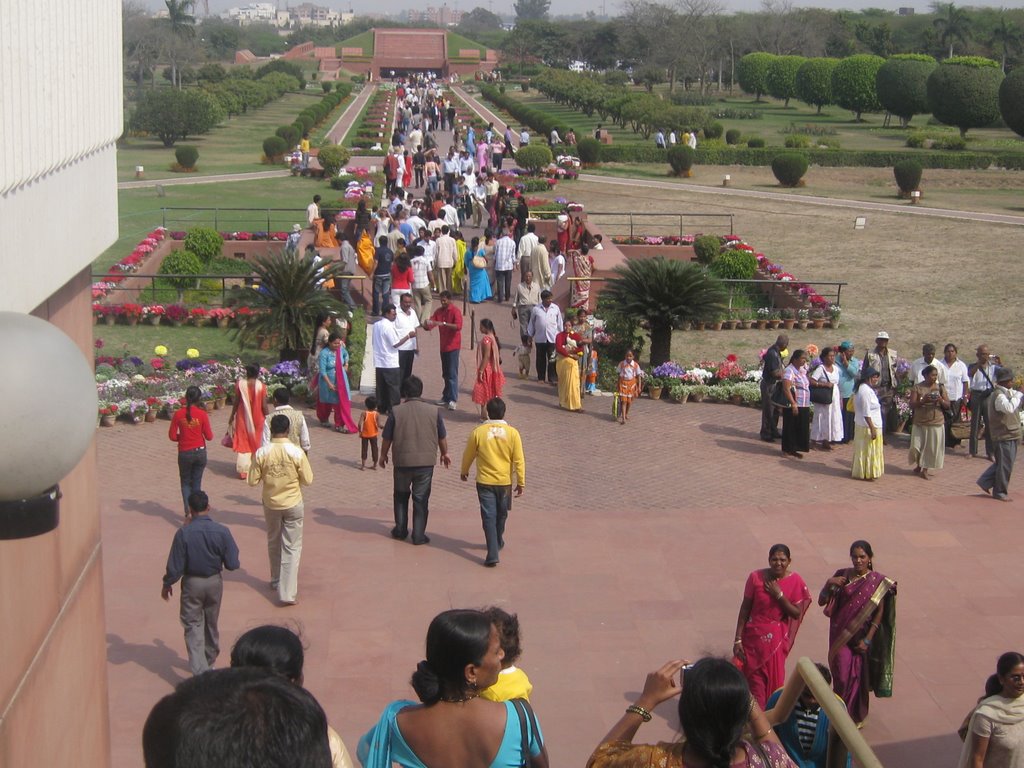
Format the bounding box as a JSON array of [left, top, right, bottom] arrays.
[[460, 397, 525, 567], [248, 414, 314, 605]]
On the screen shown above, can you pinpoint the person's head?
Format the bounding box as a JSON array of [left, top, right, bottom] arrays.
[[522, 270, 534, 285], [527, 222, 536, 234], [439, 290, 452, 307], [441, 224, 450, 235], [768, 544, 791, 579], [678, 657, 752, 768], [470, 236, 480, 251], [230, 625, 305, 684], [922, 365, 938, 385], [184, 385, 202, 408], [799, 663, 833, 710], [922, 343, 936, 362], [849, 540, 874, 574], [312, 194, 321, 204], [270, 414, 290, 436], [328, 331, 343, 349], [401, 375, 424, 399], [997, 367, 1015, 386], [541, 290, 553, 307], [581, 243, 589, 255], [986, 652, 1024, 699], [775, 334, 789, 350], [856, 366, 880, 391], [944, 343, 958, 363], [400, 293, 414, 312], [273, 388, 291, 406], [563, 319, 574, 332], [410, 609, 502, 705], [142, 667, 331, 768], [789, 349, 807, 368], [479, 318, 496, 336], [482, 606, 521, 667], [378, 235, 389, 248], [485, 397, 506, 420], [382, 304, 397, 320], [594, 234, 603, 245], [977, 344, 990, 363], [624, 349, 634, 363], [365, 396, 378, 412], [875, 331, 890, 349], [187, 491, 209, 516], [838, 340, 854, 357], [820, 346, 835, 365]]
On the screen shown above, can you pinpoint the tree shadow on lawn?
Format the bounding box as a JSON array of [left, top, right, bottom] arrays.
[[107, 634, 189, 688]]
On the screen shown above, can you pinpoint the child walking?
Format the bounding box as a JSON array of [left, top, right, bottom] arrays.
[[616, 349, 643, 425], [480, 606, 533, 702], [358, 396, 380, 470]]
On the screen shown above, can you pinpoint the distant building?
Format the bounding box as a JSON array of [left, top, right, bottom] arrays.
[[407, 5, 463, 26], [224, 2, 353, 27], [898, 6, 915, 14]]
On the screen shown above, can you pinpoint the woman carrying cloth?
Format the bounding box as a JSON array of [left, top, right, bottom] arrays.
[[317, 332, 358, 433], [569, 244, 595, 310], [555, 320, 584, 413], [228, 363, 267, 480], [732, 544, 812, 708], [818, 539, 897, 727]]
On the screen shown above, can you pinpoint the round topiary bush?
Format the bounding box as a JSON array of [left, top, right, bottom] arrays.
[[725, 128, 741, 145], [747, 137, 766, 148], [737, 52, 776, 100], [263, 135, 288, 160], [317, 144, 352, 176], [875, 54, 937, 126], [514, 144, 553, 173], [322, 82, 333, 92], [159, 249, 204, 301], [1000, 67, 1024, 138], [183, 227, 224, 266], [693, 235, 721, 266], [704, 122, 723, 140], [771, 152, 809, 187], [666, 145, 696, 176], [831, 54, 885, 120], [928, 56, 1005, 138], [174, 146, 199, 170], [577, 137, 601, 164], [521, 81, 530, 92], [893, 159, 923, 196], [710, 248, 758, 280], [276, 124, 300, 146]]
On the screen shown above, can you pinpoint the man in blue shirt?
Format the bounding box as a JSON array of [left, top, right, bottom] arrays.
[[161, 491, 240, 675]]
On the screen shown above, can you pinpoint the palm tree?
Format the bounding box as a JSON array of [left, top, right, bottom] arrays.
[[230, 251, 348, 362], [162, 0, 196, 87], [602, 257, 726, 367], [932, 2, 972, 59], [989, 13, 1022, 72]]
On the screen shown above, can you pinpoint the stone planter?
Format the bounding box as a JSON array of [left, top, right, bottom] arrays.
[[216, 317, 231, 329], [170, 319, 185, 327], [203, 401, 216, 412], [796, 320, 809, 330], [215, 396, 228, 409], [811, 319, 825, 329], [690, 392, 705, 402], [729, 394, 743, 405], [125, 316, 139, 327], [781, 320, 796, 330], [692, 321, 705, 331], [708, 322, 723, 331], [720, 320, 735, 330], [755, 320, 768, 330]]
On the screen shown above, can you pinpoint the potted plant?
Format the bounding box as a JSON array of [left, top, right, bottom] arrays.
[[780, 308, 796, 330], [667, 380, 690, 403], [755, 307, 770, 330], [166, 304, 189, 327], [121, 303, 144, 326], [828, 304, 841, 329], [809, 308, 826, 329], [209, 307, 234, 329], [143, 305, 165, 325], [130, 400, 149, 424], [144, 397, 161, 422], [647, 376, 666, 400], [101, 305, 120, 326], [796, 309, 809, 330], [190, 307, 210, 327], [98, 403, 118, 427], [707, 314, 724, 331]]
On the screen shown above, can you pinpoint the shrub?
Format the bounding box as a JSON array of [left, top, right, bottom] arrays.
[[927, 57, 1004, 138], [875, 54, 937, 126], [295, 114, 314, 133], [276, 124, 300, 146], [893, 159, 923, 194], [255, 59, 305, 89], [159, 249, 204, 301], [263, 135, 288, 160], [499, 84, 506, 94], [521, 81, 530, 92], [317, 144, 351, 176], [795, 58, 839, 114], [771, 152, 808, 186], [577, 137, 601, 164], [747, 137, 765, 148], [906, 133, 928, 148], [666, 145, 696, 176], [604, 71, 630, 87], [693, 235, 720, 266], [831, 54, 885, 120], [737, 52, 776, 100], [710, 248, 757, 280], [704, 122, 723, 140], [1001, 68, 1024, 138], [322, 82, 333, 92], [935, 135, 967, 150], [131, 88, 226, 147], [174, 146, 199, 169], [766, 55, 807, 107], [784, 135, 810, 148], [183, 227, 224, 266], [725, 128, 741, 145], [514, 144, 552, 172]]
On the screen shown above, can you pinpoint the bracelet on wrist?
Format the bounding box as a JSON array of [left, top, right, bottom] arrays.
[[625, 704, 652, 722]]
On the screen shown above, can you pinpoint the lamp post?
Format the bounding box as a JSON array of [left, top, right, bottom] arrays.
[[0, 313, 97, 539]]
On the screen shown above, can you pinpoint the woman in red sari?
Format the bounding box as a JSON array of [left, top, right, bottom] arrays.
[[228, 363, 267, 479], [732, 544, 811, 708], [818, 539, 897, 726], [570, 216, 585, 249], [471, 318, 505, 421]]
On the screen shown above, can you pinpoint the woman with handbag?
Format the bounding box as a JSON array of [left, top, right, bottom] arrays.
[[909, 365, 949, 479], [357, 609, 548, 768], [809, 346, 843, 450], [780, 350, 811, 459], [466, 236, 493, 304]]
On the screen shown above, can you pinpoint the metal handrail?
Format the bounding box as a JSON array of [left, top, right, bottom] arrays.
[[720, 278, 847, 310]]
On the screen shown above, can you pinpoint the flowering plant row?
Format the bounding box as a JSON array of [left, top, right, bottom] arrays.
[[168, 231, 289, 242], [92, 303, 260, 325], [648, 355, 762, 388], [92, 228, 167, 299]]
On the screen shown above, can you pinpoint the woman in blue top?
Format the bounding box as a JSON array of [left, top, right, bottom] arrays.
[[358, 609, 547, 768], [466, 236, 494, 304], [836, 342, 861, 444]]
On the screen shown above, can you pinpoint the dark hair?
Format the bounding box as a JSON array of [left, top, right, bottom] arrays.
[[483, 606, 521, 665], [527, 222, 536, 233], [383, 304, 396, 315], [678, 658, 751, 768], [270, 414, 290, 435], [313, 194, 321, 203], [230, 625, 305, 683], [814, 662, 832, 686], [540, 290, 552, 300], [401, 375, 424, 399], [768, 543, 791, 559], [470, 236, 480, 252], [273, 388, 291, 405], [479, 318, 501, 354], [849, 540, 874, 569], [486, 397, 506, 420], [184, 385, 202, 422], [245, 363, 260, 379], [789, 349, 807, 365], [327, 331, 343, 344], [187, 491, 209, 513], [921, 364, 937, 378], [410, 609, 493, 705], [986, 652, 1024, 697], [439, 290, 452, 299], [311, 312, 330, 355], [922, 343, 936, 355], [365, 396, 378, 411], [142, 667, 331, 768], [854, 367, 879, 392]]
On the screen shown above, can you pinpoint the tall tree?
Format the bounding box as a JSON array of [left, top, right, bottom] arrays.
[[988, 12, 1022, 72], [457, 7, 503, 37], [514, 0, 550, 22], [161, 0, 198, 88], [932, 2, 971, 59]]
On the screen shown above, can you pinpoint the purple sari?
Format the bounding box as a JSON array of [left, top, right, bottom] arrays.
[[825, 569, 896, 725]]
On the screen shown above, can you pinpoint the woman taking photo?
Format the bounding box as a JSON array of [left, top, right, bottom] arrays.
[[809, 347, 843, 450], [818, 540, 897, 727], [471, 319, 505, 422], [586, 657, 797, 768], [317, 332, 358, 433], [168, 385, 214, 518], [958, 651, 1024, 768], [733, 545, 812, 708], [851, 367, 884, 481], [780, 349, 811, 459], [555, 319, 584, 413], [358, 609, 548, 768], [909, 364, 949, 480]]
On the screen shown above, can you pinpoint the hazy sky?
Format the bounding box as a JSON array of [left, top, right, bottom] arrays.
[[146, 0, 1000, 20]]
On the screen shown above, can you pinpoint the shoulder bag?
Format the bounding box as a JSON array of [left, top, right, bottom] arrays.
[[770, 379, 790, 409], [810, 370, 833, 405], [511, 698, 543, 767]]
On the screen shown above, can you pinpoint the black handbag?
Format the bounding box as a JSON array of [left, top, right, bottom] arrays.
[[770, 380, 790, 409], [810, 382, 833, 405]]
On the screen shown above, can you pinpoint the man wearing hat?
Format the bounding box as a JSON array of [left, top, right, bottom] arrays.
[[837, 341, 862, 443], [285, 224, 302, 256], [865, 332, 899, 440], [977, 367, 1024, 501]]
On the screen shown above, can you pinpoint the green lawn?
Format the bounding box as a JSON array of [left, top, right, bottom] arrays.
[[94, 323, 262, 363], [338, 29, 374, 56]]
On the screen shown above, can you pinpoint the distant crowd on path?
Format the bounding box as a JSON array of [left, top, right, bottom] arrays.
[[759, 331, 1024, 499]]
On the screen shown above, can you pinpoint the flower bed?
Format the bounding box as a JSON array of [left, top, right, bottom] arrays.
[[93, 302, 263, 327], [92, 228, 167, 299]]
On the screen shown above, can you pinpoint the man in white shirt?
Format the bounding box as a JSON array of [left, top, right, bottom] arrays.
[[394, 293, 421, 385], [407, 211, 426, 237], [969, 343, 1000, 459], [407, 127, 423, 151], [548, 240, 566, 290], [517, 223, 539, 281], [471, 177, 488, 227], [911, 343, 947, 388], [519, 128, 530, 145], [527, 290, 563, 384], [937, 342, 970, 449], [410, 242, 433, 323], [549, 127, 561, 146], [493, 232, 516, 303], [441, 197, 461, 230], [306, 195, 321, 228], [687, 130, 698, 149], [977, 367, 1024, 502], [372, 305, 415, 415], [434, 225, 457, 293]]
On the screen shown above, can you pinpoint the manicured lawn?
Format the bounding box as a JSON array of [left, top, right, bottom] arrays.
[[94, 323, 262, 363]]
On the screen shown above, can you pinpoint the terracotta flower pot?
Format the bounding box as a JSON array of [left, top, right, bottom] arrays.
[[145, 409, 158, 423], [99, 414, 116, 427], [649, 386, 664, 400]]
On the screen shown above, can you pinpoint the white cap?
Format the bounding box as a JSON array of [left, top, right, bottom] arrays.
[[292, 224, 302, 233], [876, 331, 890, 340]]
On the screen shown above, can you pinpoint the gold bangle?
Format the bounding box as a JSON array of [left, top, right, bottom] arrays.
[[753, 729, 772, 740], [626, 704, 652, 722]]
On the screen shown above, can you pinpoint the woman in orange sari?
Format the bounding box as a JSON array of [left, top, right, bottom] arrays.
[[313, 215, 339, 249], [732, 544, 812, 708], [228, 363, 267, 479]]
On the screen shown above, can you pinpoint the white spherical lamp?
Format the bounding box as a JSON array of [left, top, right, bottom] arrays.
[[0, 312, 97, 539]]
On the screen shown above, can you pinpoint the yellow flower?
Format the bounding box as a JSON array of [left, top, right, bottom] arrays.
[[780, 348, 790, 359], [154, 345, 168, 356], [186, 348, 200, 358]]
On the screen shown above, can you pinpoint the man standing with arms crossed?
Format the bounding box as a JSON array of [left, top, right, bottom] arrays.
[[461, 397, 525, 568], [248, 415, 314, 606], [161, 491, 239, 675]]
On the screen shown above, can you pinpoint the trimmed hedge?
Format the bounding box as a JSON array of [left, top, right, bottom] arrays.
[[771, 152, 809, 186], [577, 137, 601, 164], [667, 145, 696, 176], [1000, 68, 1024, 138], [174, 146, 199, 169], [893, 159, 923, 194], [263, 135, 287, 159]]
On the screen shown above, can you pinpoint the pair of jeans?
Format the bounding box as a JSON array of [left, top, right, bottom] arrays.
[[440, 349, 460, 403], [393, 466, 434, 543], [177, 448, 207, 515], [495, 270, 512, 303], [338, 275, 355, 310], [372, 274, 391, 316], [477, 484, 510, 564], [970, 390, 993, 457]]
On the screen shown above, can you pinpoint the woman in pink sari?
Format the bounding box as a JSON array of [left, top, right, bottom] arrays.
[[818, 539, 897, 726], [732, 544, 811, 708], [228, 363, 267, 480]]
